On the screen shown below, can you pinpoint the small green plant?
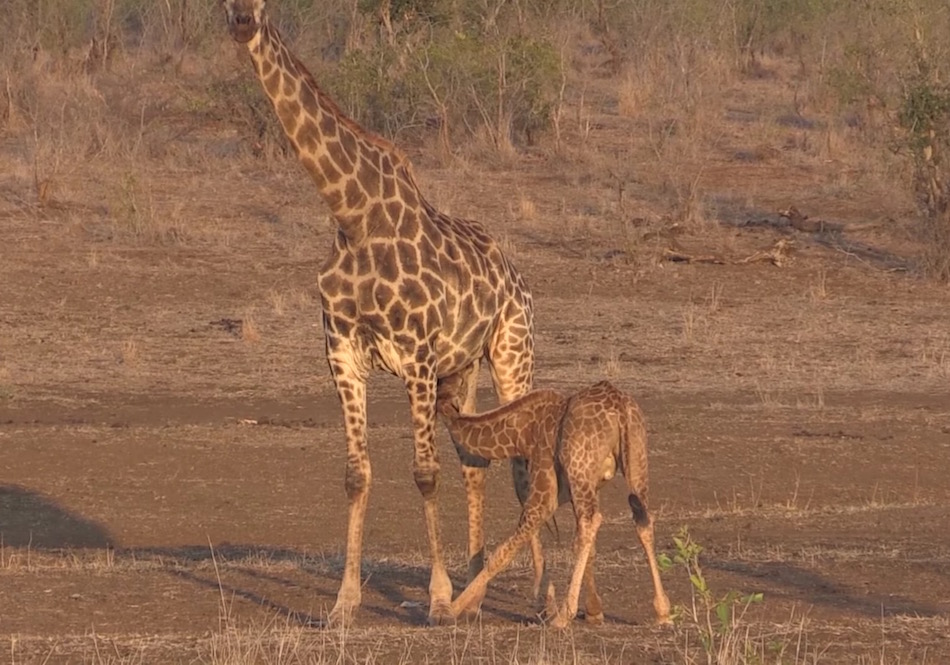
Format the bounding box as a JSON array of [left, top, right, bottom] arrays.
[[659, 526, 763, 663]]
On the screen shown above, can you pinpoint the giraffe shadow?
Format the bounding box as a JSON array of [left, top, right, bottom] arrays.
[[0, 484, 115, 548], [124, 543, 530, 627]]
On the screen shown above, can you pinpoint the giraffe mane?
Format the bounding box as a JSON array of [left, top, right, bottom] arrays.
[[449, 389, 563, 426]]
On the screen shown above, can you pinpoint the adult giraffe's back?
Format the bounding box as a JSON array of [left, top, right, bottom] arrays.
[[219, 0, 535, 624]]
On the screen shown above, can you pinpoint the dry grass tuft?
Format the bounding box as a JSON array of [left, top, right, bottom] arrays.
[[120, 338, 139, 366], [516, 194, 537, 222], [241, 311, 261, 344]]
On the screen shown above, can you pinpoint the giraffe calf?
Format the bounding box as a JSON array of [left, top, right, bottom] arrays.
[[436, 378, 671, 628]]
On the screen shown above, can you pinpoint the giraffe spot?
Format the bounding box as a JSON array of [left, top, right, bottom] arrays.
[[276, 48, 291, 75], [299, 83, 317, 111], [462, 322, 488, 349], [451, 349, 470, 370], [356, 250, 373, 277], [425, 217, 445, 250], [425, 303, 442, 330], [317, 155, 341, 185], [385, 201, 404, 226], [397, 176, 418, 208], [458, 294, 476, 324], [282, 76, 296, 98], [338, 251, 355, 275], [260, 57, 274, 77], [335, 298, 357, 320], [418, 234, 438, 262], [363, 312, 387, 331], [319, 111, 337, 139], [357, 159, 380, 198], [372, 243, 399, 282], [320, 272, 342, 298], [333, 318, 354, 337], [396, 241, 420, 275], [393, 333, 416, 348], [420, 272, 443, 299], [407, 312, 427, 340], [277, 98, 301, 131], [387, 301, 408, 331], [264, 71, 281, 97], [344, 180, 366, 210], [367, 202, 394, 236], [357, 280, 376, 312], [444, 242, 459, 262], [382, 176, 396, 199], [327, 139, 353, 173], [299, 155, 326, 188], [399, 209, 420, 240], [324, 188, 344, 209], [341, 131, 359, 161], [294, 118, 319, 152], [399, 278, 428, 310], [374, 283, 395, 309]]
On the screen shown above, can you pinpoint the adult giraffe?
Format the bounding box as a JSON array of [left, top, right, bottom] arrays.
[[219, 0, 536, 625]]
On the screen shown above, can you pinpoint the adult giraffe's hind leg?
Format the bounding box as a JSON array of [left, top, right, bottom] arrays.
[[406, 361, 454, 625], [327, 349, 370, 626]]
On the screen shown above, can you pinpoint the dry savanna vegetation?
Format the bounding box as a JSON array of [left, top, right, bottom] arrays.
[[2, 0, 950, 663]]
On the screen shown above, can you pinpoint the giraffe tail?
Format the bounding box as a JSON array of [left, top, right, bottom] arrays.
[[621, 401, 651, 528], [543, 514, 561, 542]]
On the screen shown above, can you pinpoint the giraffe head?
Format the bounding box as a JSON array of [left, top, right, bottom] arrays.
[[221, 0, 266, 44]]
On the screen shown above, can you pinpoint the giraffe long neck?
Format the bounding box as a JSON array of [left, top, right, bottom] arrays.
[[439, 391, 563, 460], [246, 20, 422, 246], [442, 410, 524, 460]]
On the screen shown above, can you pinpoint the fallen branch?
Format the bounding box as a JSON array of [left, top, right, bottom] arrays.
[[663, 239, 794, 267]]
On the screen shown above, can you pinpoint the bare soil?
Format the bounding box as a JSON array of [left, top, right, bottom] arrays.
[[1, 50, 949, 664]]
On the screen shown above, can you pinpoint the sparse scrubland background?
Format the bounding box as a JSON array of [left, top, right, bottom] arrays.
[[2, 1, 950, 664]]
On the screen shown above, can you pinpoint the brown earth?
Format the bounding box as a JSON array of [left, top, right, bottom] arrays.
[[1, 48, 950, 664]]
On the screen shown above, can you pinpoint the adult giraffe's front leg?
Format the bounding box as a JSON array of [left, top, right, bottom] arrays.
[[327, 346, 371, 626], [450, 361, 491, 582], [406, 357, 454, 624]]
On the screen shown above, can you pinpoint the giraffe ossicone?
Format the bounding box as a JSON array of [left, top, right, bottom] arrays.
[[220, 0, 536, 626]]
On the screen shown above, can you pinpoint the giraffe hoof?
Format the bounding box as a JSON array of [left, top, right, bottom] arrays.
[[327, 592, 360, 628], [584, 611, 604, 625], [548, 613, 571, 630], [427, 600, 455, 626], [327, 605, 356, 629]]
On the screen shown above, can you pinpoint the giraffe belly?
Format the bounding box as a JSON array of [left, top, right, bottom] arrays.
[[368, 336, 407, 376]]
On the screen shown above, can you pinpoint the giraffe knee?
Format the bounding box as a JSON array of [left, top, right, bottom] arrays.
[[344, 464, 370, 501], [414, 467, 440, 499]]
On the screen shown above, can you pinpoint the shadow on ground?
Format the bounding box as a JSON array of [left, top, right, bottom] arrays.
[[708, 558, 944, 619], [124, 543, 529, 627], [0, 484, 115, 548]]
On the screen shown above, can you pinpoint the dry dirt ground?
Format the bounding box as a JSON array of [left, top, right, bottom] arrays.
[[1, 47, 950, 664]]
